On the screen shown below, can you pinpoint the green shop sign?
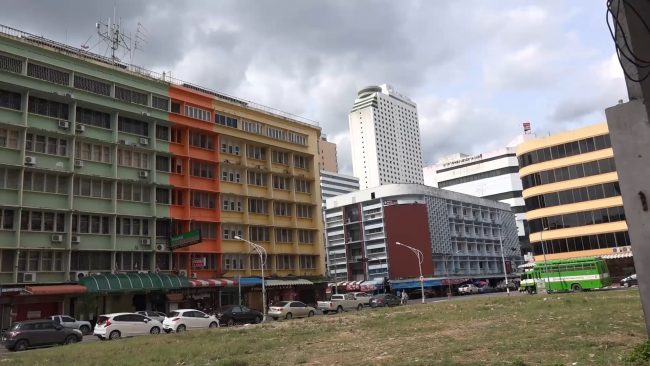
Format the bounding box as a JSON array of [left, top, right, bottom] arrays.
[[170, 229, 202, 250]]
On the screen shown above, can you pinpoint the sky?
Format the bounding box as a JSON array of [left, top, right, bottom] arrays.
[[0, 1, 627, 175]]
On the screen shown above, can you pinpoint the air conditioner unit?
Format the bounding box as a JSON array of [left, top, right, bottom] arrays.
[[178, 269, 188, 277], [140, 238, 152, 246], [156, 244, 168, 251], [75, 124, 85, 133], [74, 159, 84, 168], [58, 120, 70, 129], [71, 235, 81, 244], [73, 271, 89, 280], [24, 156, 36, 166], [142, 112, 151, 117], [139, 170, 149, 179], [139, 137, 149, 146], [51, 234, 63, 243], [191, 272, 198, 279], [23, 272, 36, 283], [118, 139, 127, 145]]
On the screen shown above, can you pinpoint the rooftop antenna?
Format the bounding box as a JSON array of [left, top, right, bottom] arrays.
[[96, 6, 131, 62], [130, 22, 148, 64]]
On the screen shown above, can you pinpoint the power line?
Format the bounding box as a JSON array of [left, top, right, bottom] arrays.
[[606, 0, 650, 83]]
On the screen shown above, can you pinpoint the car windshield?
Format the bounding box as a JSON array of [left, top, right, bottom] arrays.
[[97, 316, 110, 325], [9, 323, 20, 331], [167, 311, 181, 318], [273, 301, 289, 307]]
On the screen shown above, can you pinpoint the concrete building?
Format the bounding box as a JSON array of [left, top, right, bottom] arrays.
[[424, 135, 536, 257], [0, 25, 325, 325], [517, 123, 633, 277], [318, 135, 338, 173], [324, 184, 520, 293], [348, 85, 424, 190], [320, 171, 360, 208]]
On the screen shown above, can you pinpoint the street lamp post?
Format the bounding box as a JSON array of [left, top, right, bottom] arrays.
[[443, 250, 462, 298], [539, 228, 550, 293], [395, 241, 425, 304], [234, 236, 267, 322], [364, 253, 388, 293], [498, 231, 511, 296]]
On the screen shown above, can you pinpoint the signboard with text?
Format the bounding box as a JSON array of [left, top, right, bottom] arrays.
[[170, 229, 202, 250]]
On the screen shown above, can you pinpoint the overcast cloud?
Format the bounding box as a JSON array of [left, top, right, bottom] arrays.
[[0, 0, 627, 173]]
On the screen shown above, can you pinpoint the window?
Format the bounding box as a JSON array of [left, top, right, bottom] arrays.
[[115, 86, 148, 106], [190, 131, 214, 150], [117, 149, 150, 169], [24, 172, 68, 194], [116, 182, 150, 202], [220, 166, 241, 183], [171, 127, 183, 143], [246, 145, 266, 160], [0, 128, 19, 149], [21, 211, 65, 232], [295, 179, 311, 193], [222, 224, 243, 240], [220, 139, 240, 155], [296, 204, 312, 218], [215, 113, 238, 128], [298, 230, 314, 244], [73, 177, 112, 199], [273, 175, 290, 190], [300, 255, 315, 269], [267, 127, 286, 140], [191, 191, 216, 209], [277, 255, 295, 270], [190, 161, 215, 179], [247, 171, 266, 186], [518, 134, 612, 168], [28, 96, 69, 119], [152, 95, 169, 111], [118, 116, 149, 136], [27, 63, 69, 85], [274, 202, 290, 216], [0, 209, 15, 230], [249, 199, 268, 214], [222, 195, 243, 212], [115, 217, 149, 236], [155, 155, 170, 172], [76, 107, 111, 129], [249, 226, 270, 242], [74, 75, 110, 96], [171, 189, 184, 206], [156, 125, 170, 141], [171, 101, 181, 114], [0, 55, 22, 74], [0, 89, 21, 110], [185, 105, 211, 122], [275, 228, 292, 243], [223, 254, 246, 270], [287, 132, 307, 146], [271, 150, 289, 165], [294, 155, 309, 170], [75, 141, 111, 163], [190, 221, 217, 240], [156, 188, 170, 204], [25, 133, 67, 156], [242, 120, 264, 134]]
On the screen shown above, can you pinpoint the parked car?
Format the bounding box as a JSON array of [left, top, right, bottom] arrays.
[[268, 301, 316, 320], [317, 293, 366, 314], [216, 305, 263, 326], [458, 284, 480, 295], [349, 292, 373, 305], [369, 294, 401, 308], [162, 309, 219, 333], [136, 311, 167, 323], [50, 315, 92, 335], [3, 320, 82, 351], [621, 274, 638, 287], [93, 313, 163, 340], [478, 286, 497, 294]]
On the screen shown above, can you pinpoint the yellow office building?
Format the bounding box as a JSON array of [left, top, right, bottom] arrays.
[[517, 123, 633, 269]]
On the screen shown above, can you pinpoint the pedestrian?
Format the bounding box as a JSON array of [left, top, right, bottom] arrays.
[[401, 290, 408, 305]]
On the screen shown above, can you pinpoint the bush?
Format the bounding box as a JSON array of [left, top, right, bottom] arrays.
[[624, 340, 650, 365]]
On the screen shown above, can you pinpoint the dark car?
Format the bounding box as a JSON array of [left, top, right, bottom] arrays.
[[369, 294, 401, 308], [2, 320, 82, 351], [620, 274, 638, 287], [216, 305, 263, 326]]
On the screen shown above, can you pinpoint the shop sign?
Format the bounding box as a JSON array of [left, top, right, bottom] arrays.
[[170, 229, 202, 250], [192, 258, 206, 268]]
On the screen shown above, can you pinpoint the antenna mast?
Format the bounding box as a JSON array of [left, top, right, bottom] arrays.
[[96, 14, 131, 62]]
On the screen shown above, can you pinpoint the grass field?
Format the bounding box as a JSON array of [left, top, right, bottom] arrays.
[[3, 289, 646, 366]]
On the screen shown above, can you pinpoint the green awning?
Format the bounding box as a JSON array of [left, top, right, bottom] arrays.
[[79, 273, 190, 293]]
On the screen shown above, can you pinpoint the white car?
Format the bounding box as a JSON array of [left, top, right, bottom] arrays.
[[136, 310, 167, 323], [162, 309, 219, 333], [458, 284, 480, 295], [93, 312, 163, 340]]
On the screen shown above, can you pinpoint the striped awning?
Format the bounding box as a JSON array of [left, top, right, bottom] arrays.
[[79, 273, 189, 293], [601, 252, 634, 259], [265, 279, 313, 287], [189, 279, 236, 287]]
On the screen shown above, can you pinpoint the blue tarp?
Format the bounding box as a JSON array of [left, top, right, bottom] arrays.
[[390, 279, 442, 289], [237, 277, 263, 286]]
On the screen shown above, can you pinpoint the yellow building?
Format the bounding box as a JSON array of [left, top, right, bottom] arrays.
[[517, 123, 632, 265]]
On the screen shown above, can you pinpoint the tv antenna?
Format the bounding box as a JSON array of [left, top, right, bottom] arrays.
[[96, 11, 131, 62]]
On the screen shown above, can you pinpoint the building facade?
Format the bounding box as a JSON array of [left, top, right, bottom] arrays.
[[0, 28, 325, 292], [425, 135, 535, 257], [517, 123, 632, 274], [318, 135, 338, 173], [348, 85, 424, 190], [319, 171, 360, 208], [324, 184, 520, 289]]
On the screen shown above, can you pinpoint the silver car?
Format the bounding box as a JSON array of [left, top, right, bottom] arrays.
[[268, 301, 316, 320]]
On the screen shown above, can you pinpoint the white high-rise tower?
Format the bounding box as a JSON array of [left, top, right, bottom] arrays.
[[349, 84, 424, 190]]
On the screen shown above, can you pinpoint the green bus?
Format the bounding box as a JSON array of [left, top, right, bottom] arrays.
[[519, 257, 611, 294]]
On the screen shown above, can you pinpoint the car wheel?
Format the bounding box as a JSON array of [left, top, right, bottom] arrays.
[[357, 304, 363, 311], [150, 327, 161, 335], [176, 324, 186, 333], [571, 283, 583, 292], [164, 329, 171, 334], [624, 282, 630, 288], [227, 319, 234, 327], [79, 325, 91, 335], [64, 335, 78, 345], [308, 311, 314, 317], [209, 322, 218, 329], [13, 340, 28, 352], [336, 306, 343, 314], [108, 330, 121, 340], [254, 316, 262, 324], [285, 312, 293, 320]]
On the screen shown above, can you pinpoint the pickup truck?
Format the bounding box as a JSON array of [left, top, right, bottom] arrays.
[[51, 315, 92, 335], [317, 293, 367, 314]]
